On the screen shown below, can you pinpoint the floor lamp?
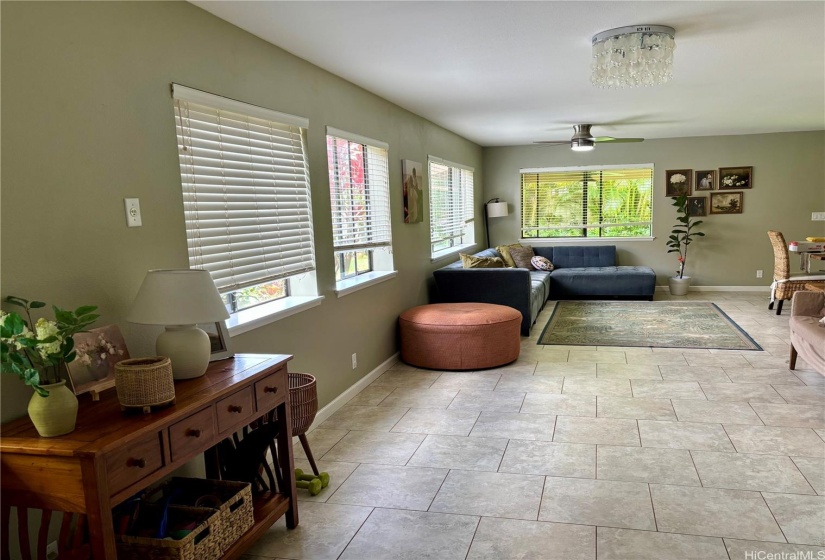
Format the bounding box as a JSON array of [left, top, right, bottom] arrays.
[[485, 198, 509, 247]]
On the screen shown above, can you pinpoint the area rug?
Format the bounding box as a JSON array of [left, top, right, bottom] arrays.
[[538, 301, 762, 350]]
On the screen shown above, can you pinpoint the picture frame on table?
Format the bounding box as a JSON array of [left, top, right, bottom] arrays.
[[66, 324, 130, 400], [197, 320, 234, 361], [694, 170, 716, 191], [687, 197, 707, 217], [710, 192, 744, 215], [719, 166, 753, 189], [665, 169, 692, 196]]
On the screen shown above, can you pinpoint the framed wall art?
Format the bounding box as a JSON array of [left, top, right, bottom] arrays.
[[719, 166, 753, 189], [687, 196, 707, 217], [710, 191, 744, 215], [402, 159, 423, 223], [665, 169, 692, 196], [694, 170, 716, 191]]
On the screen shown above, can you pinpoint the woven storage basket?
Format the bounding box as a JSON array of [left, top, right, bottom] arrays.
[[144, 477, 253, 554], [289, 373, 317, 437], [115, 357, 175, 410], [116, 505, 220, 560]]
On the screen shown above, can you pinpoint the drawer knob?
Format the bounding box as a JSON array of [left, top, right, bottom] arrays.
[[228, 405, 244, 414], [264, 386, 278, 394], [186, 428, 202, 438], [128, 458, 146, 469]]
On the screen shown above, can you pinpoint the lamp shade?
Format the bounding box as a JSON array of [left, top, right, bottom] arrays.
[[487, 201, 509, 218], [127, 269, 230, 325]]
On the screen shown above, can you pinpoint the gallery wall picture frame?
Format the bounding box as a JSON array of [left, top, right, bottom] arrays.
[[710, 191, 744, 215], [197, 320, 234, 361], [687, 196, 707, 217], [402, 159, 423, 224], [694, 170, 716, 191], [665, 169, 692, 197], [66, 324, 130, 400], [719, 166, 753, 189]]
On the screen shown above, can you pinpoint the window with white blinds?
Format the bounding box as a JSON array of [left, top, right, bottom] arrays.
[[521, 165, 653, 239], [428, 157, 475, 257], [172, 84, 316, 295]]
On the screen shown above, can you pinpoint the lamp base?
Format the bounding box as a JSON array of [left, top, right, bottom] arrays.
[[156, 325, 211, 380]]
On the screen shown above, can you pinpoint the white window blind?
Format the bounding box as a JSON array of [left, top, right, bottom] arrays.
[[428, 157, 475, 255], [521, 165, 653, 238], [326, 127, 392, 252], [172, 84, 315, 293]]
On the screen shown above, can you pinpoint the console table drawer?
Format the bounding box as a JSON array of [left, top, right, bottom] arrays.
[[216, 387, 255, 434], [255, 368, 286, 412], [106, 431, 163, 494], [169, 406, 215, 462]]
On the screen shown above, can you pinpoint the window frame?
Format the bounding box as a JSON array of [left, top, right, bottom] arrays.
[[428, 156, 476, 260], [520, 164, 654, 241]]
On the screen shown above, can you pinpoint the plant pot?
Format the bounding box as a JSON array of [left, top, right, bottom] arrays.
[[28, 380, 79, 437], [668, 276, 692, 296]]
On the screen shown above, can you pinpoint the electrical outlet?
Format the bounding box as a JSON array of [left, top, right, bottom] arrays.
[[756, 270, 763, 279], [124, 198, 142, 227], [351, 353, 357, 370], [46, 541, 58, 560]]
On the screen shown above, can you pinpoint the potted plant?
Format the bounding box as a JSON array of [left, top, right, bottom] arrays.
[[1, 296, 98, 437], [666, 195, 705, 296]]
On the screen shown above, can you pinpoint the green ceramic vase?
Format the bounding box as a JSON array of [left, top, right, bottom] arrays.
[[27, 380, 78, 437]]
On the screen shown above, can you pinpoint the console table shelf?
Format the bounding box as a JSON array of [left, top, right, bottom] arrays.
[[1, 354, 299, 559]]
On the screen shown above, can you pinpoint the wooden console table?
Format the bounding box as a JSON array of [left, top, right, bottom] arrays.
[[0, 354, 298, 559]]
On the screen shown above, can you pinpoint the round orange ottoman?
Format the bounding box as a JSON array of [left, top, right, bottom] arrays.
[[399, 303, 521, 370]]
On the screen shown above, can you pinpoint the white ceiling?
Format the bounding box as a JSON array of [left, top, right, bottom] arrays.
[[192, 1, 825, 147]]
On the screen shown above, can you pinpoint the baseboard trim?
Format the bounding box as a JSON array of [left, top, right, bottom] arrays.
[[302, 352, 400, 436], [655, 285, 771, 292]]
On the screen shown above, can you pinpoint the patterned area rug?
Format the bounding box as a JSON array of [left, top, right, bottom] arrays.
[[539, 301, 762, 350]]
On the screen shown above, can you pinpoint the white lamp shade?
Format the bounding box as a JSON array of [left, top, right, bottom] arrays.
[[127, 269, 230, 325], [487, 201, 509, 218]]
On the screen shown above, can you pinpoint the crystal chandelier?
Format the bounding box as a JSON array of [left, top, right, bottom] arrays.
[[591, 25, 676, 88]]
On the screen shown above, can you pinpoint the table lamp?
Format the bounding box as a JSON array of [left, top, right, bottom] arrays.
[[127, 269, 230, 380]]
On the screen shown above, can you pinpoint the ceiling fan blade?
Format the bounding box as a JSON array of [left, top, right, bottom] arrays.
[[533, 141, 571, 145], [593, 137, 644, 143]]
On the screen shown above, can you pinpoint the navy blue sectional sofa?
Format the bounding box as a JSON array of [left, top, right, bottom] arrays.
[[433, 245, 656, 335]]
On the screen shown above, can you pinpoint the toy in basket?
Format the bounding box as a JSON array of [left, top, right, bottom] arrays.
[[289, 372, 330, 495]]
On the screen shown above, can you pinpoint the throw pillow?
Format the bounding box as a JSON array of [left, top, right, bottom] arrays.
[[495, 243, 522, 268], [531, 255, 554, 271], [509, 245, 536, 270], [460, 253, 505, 269]]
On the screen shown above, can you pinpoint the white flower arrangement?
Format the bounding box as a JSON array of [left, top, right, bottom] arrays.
[[669, 173, 687, 184], [722, 174, 747, 188]]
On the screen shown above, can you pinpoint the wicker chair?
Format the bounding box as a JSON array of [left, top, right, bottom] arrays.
[[767, 231, 825, 315]]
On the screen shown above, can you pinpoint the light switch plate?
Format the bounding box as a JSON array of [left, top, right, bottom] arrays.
[[812, 211, 825, 221], [124, 198, 142, 227]]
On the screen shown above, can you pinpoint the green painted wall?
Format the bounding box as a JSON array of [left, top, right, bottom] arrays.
[[483, 132, 825, 286], [0, 1, 483, 423]]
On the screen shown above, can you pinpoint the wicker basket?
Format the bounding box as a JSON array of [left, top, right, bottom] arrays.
[[116, 505, 221, 560], [144, 477, 253, 554], [289, 373, 317, 437], [116, 357, 175, 412]]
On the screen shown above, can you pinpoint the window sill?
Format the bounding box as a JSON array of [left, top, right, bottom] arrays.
[[227, 295, 325, 337], [335, 270, 398, 298], [522, 237, 656, 244], [431, 243, 478, 263]]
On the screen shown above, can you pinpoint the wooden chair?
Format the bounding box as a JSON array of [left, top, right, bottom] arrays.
[[1, 505, 89, 560], [767, 230, 825, 315]]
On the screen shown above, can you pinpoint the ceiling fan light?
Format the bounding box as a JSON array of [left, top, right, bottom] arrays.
[[571, 139, 594, 151]]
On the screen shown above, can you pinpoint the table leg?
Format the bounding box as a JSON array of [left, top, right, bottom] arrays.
[[80, 457, 117, 560], [275, 403, 298, 529]]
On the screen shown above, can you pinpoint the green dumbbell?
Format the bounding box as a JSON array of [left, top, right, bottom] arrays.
[[296, 477, 322, 496], [295, 468, 330, 489]]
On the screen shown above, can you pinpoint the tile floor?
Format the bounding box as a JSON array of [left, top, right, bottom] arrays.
[[244, 292, 825, 560]]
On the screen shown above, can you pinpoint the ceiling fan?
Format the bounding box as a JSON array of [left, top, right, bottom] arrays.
[[535, 124, 644, 151]]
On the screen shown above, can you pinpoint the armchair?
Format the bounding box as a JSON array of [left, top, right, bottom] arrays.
[[789, 291, 825, 375]]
